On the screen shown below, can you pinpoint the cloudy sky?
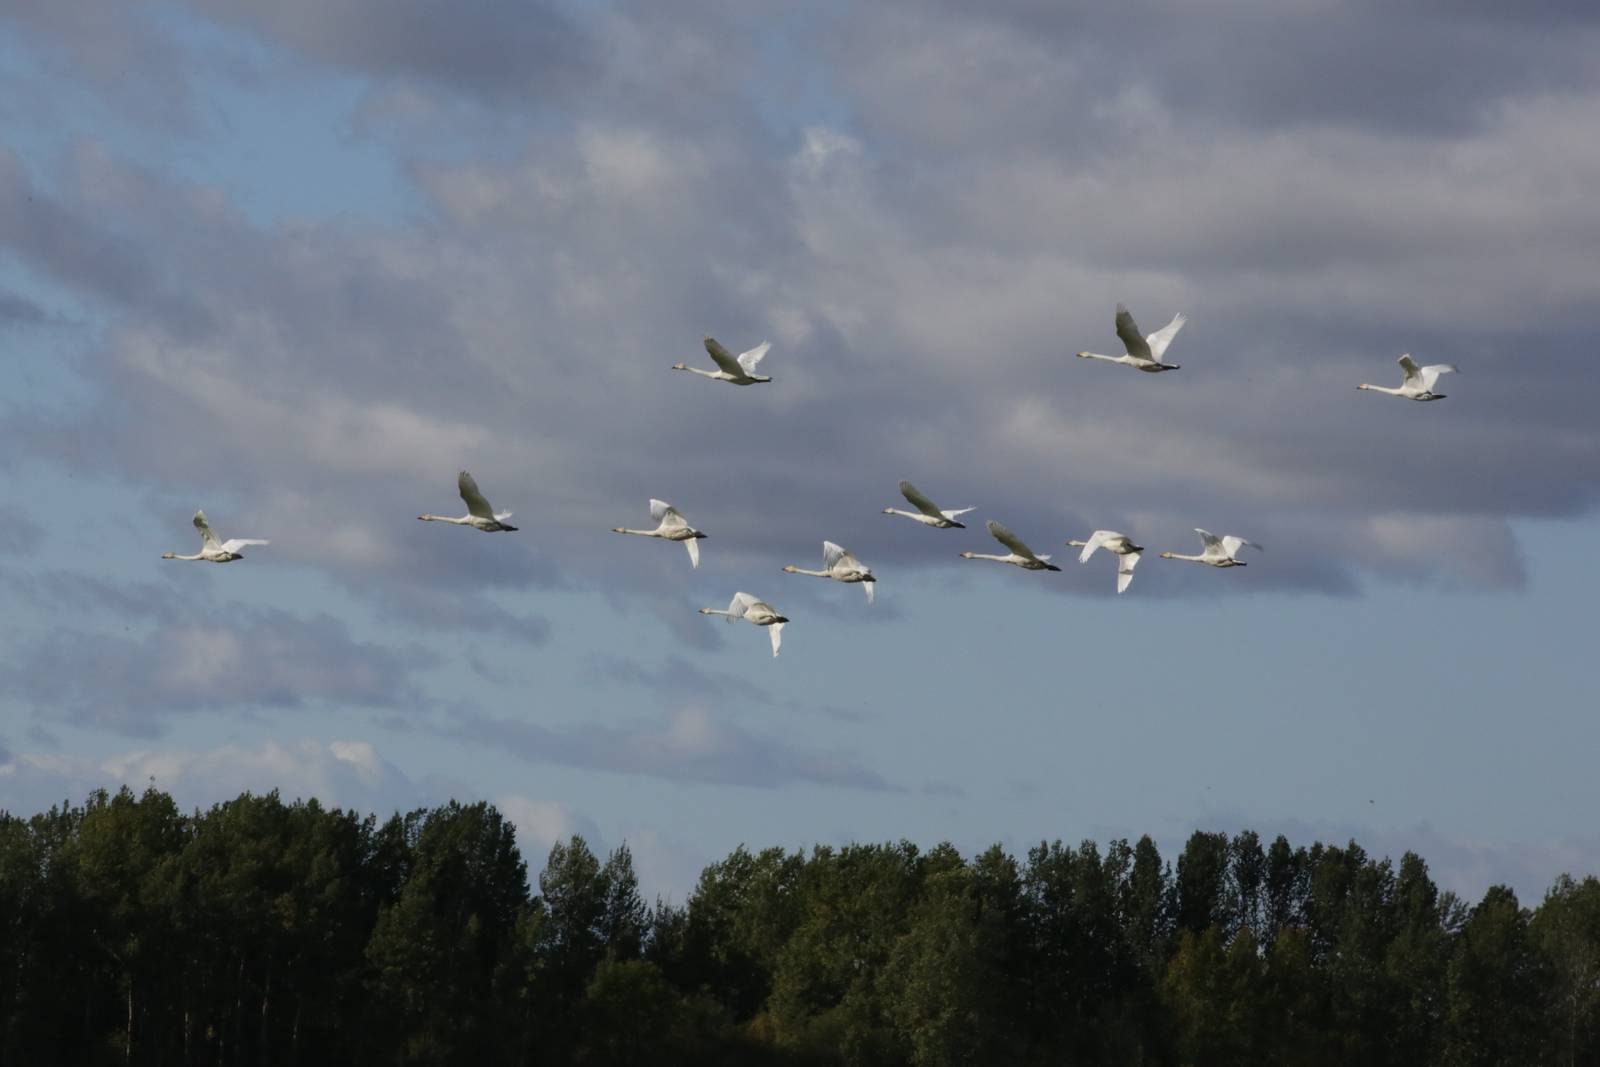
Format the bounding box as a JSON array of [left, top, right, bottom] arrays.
[[2, 0, 1598, 901]]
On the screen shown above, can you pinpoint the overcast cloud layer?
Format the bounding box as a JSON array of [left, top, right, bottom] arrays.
[[2, 1, 1597, 897]]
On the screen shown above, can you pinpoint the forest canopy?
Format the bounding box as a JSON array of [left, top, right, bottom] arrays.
[[2, 786, 1596, 1065]]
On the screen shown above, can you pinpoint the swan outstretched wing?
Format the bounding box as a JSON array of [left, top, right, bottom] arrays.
[[703, 337, 745, 375], [1145, 313, 1187, 361], [458, 471, 497, 520], [1115, 305, 1153, 362], [1396, 355, 1424, 387], [1420, 364, 1457, 391], [1221, 535, 1262, 559], [940, 507, 975, 520], [822, 541, 846, 568], [219, 538, 269, 554], [1194, 528, 1223, 552], [898, 480, 946, 519], [727, 591, 759, 619], [1116, 551, 1142, 594], [685, 538, 700, 569], [987, 520, 1042, 562], [192, 510, 222, 552], [737, 341, 772, 373], [1077, 530, 1114, 563], [650, 499, 689, 529], [863, 582, 875, 604], [768, 621, 784, 657]]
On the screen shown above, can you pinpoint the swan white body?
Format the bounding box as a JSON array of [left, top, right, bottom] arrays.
[[1068, 530, 1144, 593], [162, 510, 268, 562], [613, 499, 707, 568], [672, 336, 773, 385], [962, 520, 1060, 571], [699, 592, 789, 657], [1161, 528, 1262, 567], [1076, 304, 1186, 372], [784, 541, 877, 603], [883, 480, 975, 529], [418, 471, 518, 532], [1357, 354, 1457, 401]]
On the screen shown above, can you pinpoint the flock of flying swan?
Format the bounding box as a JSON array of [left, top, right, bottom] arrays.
[[160, 308, 1460, 658]]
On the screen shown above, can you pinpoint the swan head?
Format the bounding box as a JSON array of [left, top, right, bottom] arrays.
[[882, 507, 896, 515], [960, 551, 976, 559], [1075, 351, 1090, 358], [161, 552, 176, 559], [697, 607, 714, 615], [782, 565, 798, 573], [1159, 551, 1175, 559], [612, 527, 626, 533], [1356, 384, 1370, 390], [671, 362, 688, 370]]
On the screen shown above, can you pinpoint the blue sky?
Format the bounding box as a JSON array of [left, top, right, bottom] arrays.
[[2, 0, 1598, 902]]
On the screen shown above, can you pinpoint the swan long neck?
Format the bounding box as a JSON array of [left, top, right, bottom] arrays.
[[784, 566, 829, 577], [1162, 552, 1205, 562], [1358, 383, 1403, 395], [963, 552, 1010, 562], [681, 366, 722, 379], [614, 527, 657, 536], [1077, 351, 1120, 363], [884, 507, 917, 518], [418, 514, 470, 524], [162, 552, 203, 560]]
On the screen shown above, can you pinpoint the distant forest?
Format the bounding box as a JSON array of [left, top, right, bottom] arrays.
[[2, 788, 1596, 1066]]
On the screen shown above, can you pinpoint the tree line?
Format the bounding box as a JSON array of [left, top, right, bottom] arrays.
[[1, 786, 1596, 1065]]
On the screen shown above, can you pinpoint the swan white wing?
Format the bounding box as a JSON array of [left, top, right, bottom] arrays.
[[1420, 364, 1457, 391], [1077, 530, 1113, 563], [685, 538, 700, 569], [458, 471, 496, 520], [218, 538, 269, 554], [1396, 354, 1424, 387], [1115, 305, 1153, 362], [1144, 313, 1187, 361], [727, 591, 759, 619], [650, 498, 688, 528], [1221, 535, 1261, 559], [703, 337, 745, 375], [1116, 551, 1142, 594], [987, 520, 1041, 562], [822, 541, 847, 568], [898, 480, 946, 519], [192, 510, 222, 552], [1194, 528, 1223, 552], [940, 507, 975, 520], [768, 621, 784, 657], [736, 341, 772, 373], [863, 582, 874, 605]]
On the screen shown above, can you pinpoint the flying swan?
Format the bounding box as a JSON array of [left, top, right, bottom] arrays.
[[672, 336, 773, 385], [883, 480, 975, 529], [1076, 304, 1187, 372], [1068, 530, 1144, 593], [784, 541, 877, 603], [1357, 355, 1457, 401], [699, 592, 789, 657], [162, 510, 268, 563], [613, 499, 707, 568], [418, 471, 518, 532], [961, 520, 1061, 571], [1161, 529, 1262, 568]]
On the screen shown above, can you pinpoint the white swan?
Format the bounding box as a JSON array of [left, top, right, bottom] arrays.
[[699, 592, 789, 657], [1161, 528, 1262, 567], [162, 510, 269, 563], [1357, 354, 1457, 401], [418, 471, 518, 532], [1076, 304, 1187, 372], [613, 499, 707, 568], [883, 480, 975, 529], [784, 541, 877, 603], [672, 336, 773, 385], [961, 520, 1061, 571], [1067, 530, 1144, 593]]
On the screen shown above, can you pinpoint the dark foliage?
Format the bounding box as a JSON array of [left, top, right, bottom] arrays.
[[0, 787, 1593, 1065]]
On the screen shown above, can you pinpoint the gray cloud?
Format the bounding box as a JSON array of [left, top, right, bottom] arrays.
[[4, 607, 436, 735], [0, 0, 1594, 646], [449, 706, 895, 791]]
